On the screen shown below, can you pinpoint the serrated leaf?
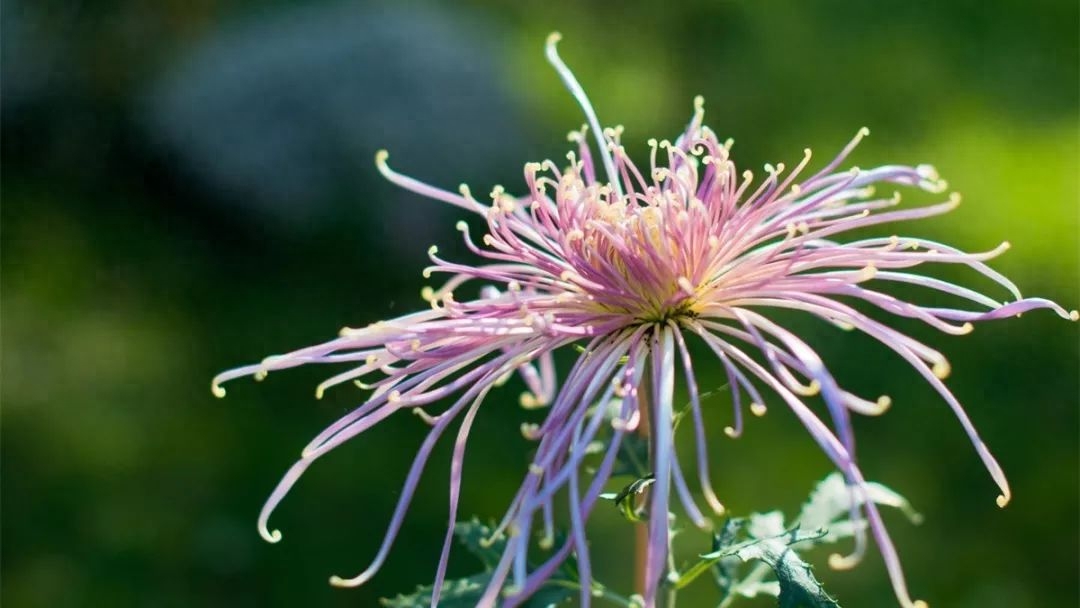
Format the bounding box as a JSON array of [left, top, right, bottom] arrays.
[[381, 519, 577, 608], [380, 574, 490, 608], [379, 574, 572, 608], [797, 474, 922, 544], [732, 580, 782, 600], [703, 528, 838, 608], [708, 475, 921, 607], [453, 518, 505, 569], [746, 510, 786, 540]]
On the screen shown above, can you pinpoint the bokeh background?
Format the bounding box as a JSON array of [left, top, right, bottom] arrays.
[[3, 1, 1077, 606]]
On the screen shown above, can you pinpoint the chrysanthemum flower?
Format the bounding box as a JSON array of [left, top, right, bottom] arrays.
[[213, 33, 1077, 608]]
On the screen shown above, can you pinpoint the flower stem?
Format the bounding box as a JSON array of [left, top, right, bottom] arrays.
[[634, 373, 652, 599]]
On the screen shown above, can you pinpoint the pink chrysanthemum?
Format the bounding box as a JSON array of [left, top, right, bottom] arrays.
[[213, 34, 1077, 608]]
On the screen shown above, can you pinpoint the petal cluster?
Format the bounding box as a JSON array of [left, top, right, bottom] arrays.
[[214, 34, 1076, 608]]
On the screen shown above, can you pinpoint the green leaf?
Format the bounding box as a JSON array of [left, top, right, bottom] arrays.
[[702, 475, 920, 607], [380, 573, 491, 608], [600, 475, 655, 522], [707, 529, 839, 608], [708, 518, 746, 595], [797, 473, 922, 542], [453, 518, 506, 569], [380, 519, 578, 608]]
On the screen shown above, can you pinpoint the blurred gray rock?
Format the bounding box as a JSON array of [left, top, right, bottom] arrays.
[[144, 3, 521, 229]]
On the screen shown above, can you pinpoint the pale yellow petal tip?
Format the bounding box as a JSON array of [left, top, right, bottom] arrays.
[[1069, 310, 1079, 321], [996, 493, 1010, 508], [876, 395, 893, 412], [932, 359, 951, 380], [211, 382, 227, 398], [261, 528, 282, 544], [858, 126, 871, 137], [723, 426, 739, 438], [538, 534, 554, 550], [546, 31, 562, 47], [374, 149, 389, 167], [827, 552, 857, 571], [520, 422, 540, 439], [329, 575, 356, 588], [750, 403, 767, 417], [519, 391, 538, 409], [412, 408, 437, 426], [912, 601, 929, 608]]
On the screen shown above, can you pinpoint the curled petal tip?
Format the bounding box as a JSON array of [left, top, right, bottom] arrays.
[[1069, 310, 1079, 321], [538, 534, 554, 550], [329, 572, 373, 588], [996, 493, 1010, 508], [546, 31, 562, 47], [828, 552, 858, 570], [876, 395, 893, 412], [374, 149, 389, 168], [723, 425, 739, 438], [750, 402, 767, 417], [932, 359, 951, 380], [260, 527, 282, 544], [211, 381, 226, 398]]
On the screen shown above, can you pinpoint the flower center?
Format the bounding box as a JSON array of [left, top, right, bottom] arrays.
[[550, 165, 719, 323]]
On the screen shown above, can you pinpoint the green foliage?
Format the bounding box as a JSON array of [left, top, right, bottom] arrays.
[[701, 526, 837, 608], [599, 474, 656, 522], [669, 474, 920, 608], [380, 519, 577, 608]]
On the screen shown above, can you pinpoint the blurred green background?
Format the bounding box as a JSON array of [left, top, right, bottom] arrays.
[[3, 1, 1077, 607]]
